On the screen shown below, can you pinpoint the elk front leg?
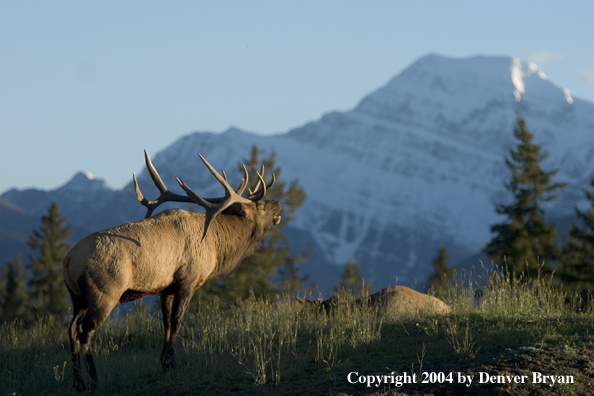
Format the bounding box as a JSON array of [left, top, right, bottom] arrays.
[[159, 291, 175, 369], [160, 286, 193, 369]]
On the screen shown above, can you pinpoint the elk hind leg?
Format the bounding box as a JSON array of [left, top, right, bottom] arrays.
[[68, 290, 88, 391], [78, 296, 116, 387]]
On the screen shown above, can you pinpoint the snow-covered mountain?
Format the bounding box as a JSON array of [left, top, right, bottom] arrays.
[[4, 54, 594, 291], [2, 171, 117, 231]]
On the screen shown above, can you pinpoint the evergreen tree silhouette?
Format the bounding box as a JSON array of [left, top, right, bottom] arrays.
[[335, 259, 371, 299], [560, 176, 594, 293], [428, 246, 456, 300], [484, 118, 566, 277], [0, 255, 30, 324], [28, 202, 72, 318]]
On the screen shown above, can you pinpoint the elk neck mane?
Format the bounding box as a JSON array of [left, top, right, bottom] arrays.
[[149, 208, 266, 279], [204, 209, 268, 278]]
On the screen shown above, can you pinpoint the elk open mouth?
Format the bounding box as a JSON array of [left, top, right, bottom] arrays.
[[273, 215, 281, 225]]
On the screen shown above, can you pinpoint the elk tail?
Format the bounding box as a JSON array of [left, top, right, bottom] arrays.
[[62, 254, 82, 297]]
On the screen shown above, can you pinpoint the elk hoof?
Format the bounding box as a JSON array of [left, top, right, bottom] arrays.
[[73, 379, 86, 392], [161, 358, 177, 370]]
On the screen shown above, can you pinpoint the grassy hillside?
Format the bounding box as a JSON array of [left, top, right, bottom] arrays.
[[1, 270, 593, 396]]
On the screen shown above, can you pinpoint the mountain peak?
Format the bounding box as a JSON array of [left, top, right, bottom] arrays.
[[60, 170, 111, 192], [72, 170, 96, 182], [223, 126, 248, 135], [350, 53, 579, 138]]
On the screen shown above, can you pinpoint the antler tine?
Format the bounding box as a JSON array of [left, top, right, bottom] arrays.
[[265, 172, 276, 192], [134, 150, 193, 218], [144, 150, 168, 193], [248, 165, 265, 196], [248, 170, 275, 201], [248, 171, 269, 201], [198, 154, 238, 197], [235, 165, 249, 196]]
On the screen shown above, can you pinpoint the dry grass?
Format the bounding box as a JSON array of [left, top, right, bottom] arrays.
[[1, 268, 592, 395]]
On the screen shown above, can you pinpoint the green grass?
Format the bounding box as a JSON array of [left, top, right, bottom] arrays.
[[2, 270, 594, 395]]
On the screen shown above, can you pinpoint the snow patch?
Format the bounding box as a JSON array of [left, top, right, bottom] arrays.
[[511, 58, 525, 102], [563, 88, 574, 104], [81, 170, 95, 180]]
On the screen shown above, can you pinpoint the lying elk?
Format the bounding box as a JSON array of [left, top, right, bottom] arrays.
[[63, 150, 281, 391], [296, 286, 451, 316]]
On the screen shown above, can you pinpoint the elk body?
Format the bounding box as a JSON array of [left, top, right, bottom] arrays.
[[63, 151, 281, 391], [297, 286, 451, 316]]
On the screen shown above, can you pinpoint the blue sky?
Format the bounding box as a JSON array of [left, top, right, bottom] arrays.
[[1, 1, 593, 194]]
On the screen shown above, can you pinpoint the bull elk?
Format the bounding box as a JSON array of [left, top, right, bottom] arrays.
[[297, 286, 451, 316], [62, 150, 281, 391]]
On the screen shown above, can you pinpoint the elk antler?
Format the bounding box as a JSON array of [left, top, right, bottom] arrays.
[[134, 150, 275, 240], [133, 150, 195, 218]]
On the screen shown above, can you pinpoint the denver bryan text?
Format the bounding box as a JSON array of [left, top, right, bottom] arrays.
[[478, 372, 574, 387]]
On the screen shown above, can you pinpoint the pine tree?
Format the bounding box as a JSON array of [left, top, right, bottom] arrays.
[[277, 254, 311, 296], [335, 259, 371, 299], [427, 246, 456, 299], [28, 202, 73, 318], [559, 176, 594, 292], [193, 145, 307, 306], [0, 256, 30, 324], [484, 118, 566, 277]]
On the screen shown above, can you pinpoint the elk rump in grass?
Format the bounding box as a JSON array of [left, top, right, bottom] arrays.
[[297, 286, 451, 316], [62, 150, 281, 391]]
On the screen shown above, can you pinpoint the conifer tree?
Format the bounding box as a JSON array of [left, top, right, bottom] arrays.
[[0, 256, 30, 324], [484, 118, 566, 277], [193, 145, 307, 306], [277, 254, 311, 295], [427, 246, 456, 299], [559, 176, 594, 292], [335, 259, 371, 299], [28, 202, 73, 318]]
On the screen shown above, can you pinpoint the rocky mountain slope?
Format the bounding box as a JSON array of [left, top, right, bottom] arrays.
[[3, 54, 593, 291]]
